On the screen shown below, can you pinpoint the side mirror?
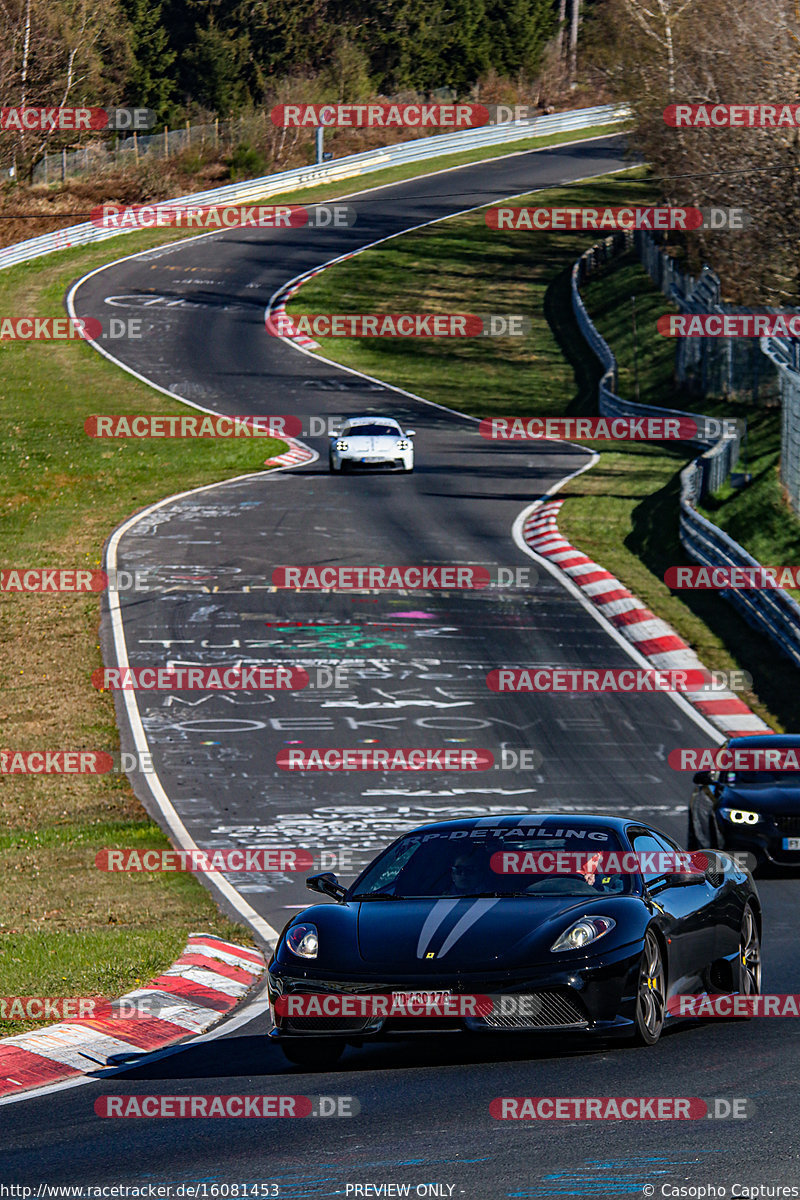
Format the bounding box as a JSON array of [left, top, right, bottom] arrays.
[[404, 429, 416, 437], [306, 871, 347, 902], [693, 770, 712, 785], [663, 871, 701, 887]]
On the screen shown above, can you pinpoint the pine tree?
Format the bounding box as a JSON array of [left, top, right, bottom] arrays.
[[120, 0, 176, 119]]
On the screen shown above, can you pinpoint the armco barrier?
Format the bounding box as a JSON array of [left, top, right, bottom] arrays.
[[0, 104, 630, 271], [572, 230, 743, 495], [762, 335, 800, 515], [572, 229, 800, 669]]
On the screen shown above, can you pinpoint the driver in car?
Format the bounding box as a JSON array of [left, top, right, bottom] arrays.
[[447, 849, 494, 895]]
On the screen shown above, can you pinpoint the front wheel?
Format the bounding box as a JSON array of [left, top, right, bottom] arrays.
[[736, 905, 761, 1007], [633, 929, 666, 1045], [280, 1038, 345, 1069]]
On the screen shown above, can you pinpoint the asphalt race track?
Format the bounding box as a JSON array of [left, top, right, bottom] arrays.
[[4, 134, 800, 1197]]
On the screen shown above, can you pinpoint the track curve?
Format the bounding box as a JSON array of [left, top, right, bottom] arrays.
[[6, 135, 800, 1198]]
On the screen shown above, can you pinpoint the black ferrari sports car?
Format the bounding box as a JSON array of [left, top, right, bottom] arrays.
[[267, 813, 761, 1066], [689, 733, 800, 868]]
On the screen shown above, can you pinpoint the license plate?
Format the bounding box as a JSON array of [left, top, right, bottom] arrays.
[[783, 838, 800, 850], [393, 991, 452, 1005]]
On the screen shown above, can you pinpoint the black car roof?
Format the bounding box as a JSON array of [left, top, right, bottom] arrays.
[[399, 813, 637, 835], [728, 734, 800, 748]]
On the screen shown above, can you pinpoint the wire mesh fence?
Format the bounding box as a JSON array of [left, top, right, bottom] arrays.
[[29, 117, 258, 184]]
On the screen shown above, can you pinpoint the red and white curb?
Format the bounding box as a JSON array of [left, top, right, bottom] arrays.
[[0, 934, 264, 1098], [267, 267, 329, 349], [263, 435, 316, 468], [266, 256, 357, 351], [523, 499, 771, 738]]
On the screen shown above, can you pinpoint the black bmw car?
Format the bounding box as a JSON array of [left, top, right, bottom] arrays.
[[689, 733, 800, 868], [267, 814, 761, 1067]]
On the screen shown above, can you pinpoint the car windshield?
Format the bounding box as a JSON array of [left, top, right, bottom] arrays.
[[349, 824, 632, 899], [342, 423, 399, 437], [723, 769, 800, 786]]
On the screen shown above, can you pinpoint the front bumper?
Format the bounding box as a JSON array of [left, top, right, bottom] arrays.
[[331, 447, 413, 471], [717, 815, 800, 866], [267, 942, 644, 1042]]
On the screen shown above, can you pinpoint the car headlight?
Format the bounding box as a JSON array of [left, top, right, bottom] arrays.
[[285, 923, 319, 959], [396, 439, 410, 450], [551, 916, 616, 953], [719, 808, 760, 825], [335, 440, 349, 451]]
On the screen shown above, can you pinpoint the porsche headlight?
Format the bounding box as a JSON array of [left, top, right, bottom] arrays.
[[551, 916, 616, 953], [285, 923, 319, 959], [336, 440, 349, 452], [719, 808, 760, 825], [396, 439, 410, 450]]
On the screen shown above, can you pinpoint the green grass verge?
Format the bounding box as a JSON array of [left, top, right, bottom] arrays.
[[0, 818, 251, 1036], [0, 239, 275, 1030], [286, 167, 799, 732]]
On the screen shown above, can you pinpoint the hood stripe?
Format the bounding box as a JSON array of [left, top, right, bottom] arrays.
[[437, 898, 501, 958], [416, 899, 460, 959]]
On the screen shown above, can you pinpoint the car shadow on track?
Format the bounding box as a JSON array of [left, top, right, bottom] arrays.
[[100, 1025, 690, 1081]]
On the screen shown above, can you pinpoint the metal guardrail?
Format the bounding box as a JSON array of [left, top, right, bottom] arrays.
[[677, 482, 800, 669], [572, 229, 800, 668], [761, 335, 800, 514], [572, 230, 743, 495], [0, 104, 631, 271]]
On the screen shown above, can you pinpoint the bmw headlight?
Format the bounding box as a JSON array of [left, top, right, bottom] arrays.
[[285, 923, 319, 959], [719, 808, 760, 825], [551, 916, 616, 953], [336, 440, 349, 452]]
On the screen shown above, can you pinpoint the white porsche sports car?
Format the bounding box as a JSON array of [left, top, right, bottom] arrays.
[[329, 416, 415, 473]]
